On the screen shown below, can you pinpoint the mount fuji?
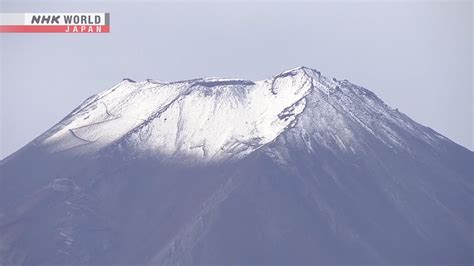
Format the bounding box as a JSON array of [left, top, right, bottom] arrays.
[[1, 67, 472, 265]]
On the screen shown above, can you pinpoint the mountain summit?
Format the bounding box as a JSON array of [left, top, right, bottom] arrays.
[[37, 66, 317, 162], [1, 67, 473, 265]]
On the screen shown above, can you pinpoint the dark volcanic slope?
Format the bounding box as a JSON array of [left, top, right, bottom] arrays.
[[1, 67, 473, 265]]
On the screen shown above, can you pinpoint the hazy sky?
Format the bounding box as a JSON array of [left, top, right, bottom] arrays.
[[1, 0, 472, 159]]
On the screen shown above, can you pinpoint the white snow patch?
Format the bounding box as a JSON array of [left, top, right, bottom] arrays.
[[40, 69, 313, 162]]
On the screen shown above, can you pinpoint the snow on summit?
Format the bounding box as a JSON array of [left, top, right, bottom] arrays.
[[36, 67, 445, 162]]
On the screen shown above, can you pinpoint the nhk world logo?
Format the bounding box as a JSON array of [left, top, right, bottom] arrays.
[[0, 13, 110, 33]]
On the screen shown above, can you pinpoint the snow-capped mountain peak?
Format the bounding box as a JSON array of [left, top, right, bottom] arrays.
[[38, 67, 316, 161], [35, 66, 445, 163], [1, 67, 472, 265]]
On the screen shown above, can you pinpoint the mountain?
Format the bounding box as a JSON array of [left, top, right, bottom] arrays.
[[0, 66, 472, 265]]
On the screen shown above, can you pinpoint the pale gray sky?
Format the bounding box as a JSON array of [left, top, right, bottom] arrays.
[[1, 0, 472, 159]]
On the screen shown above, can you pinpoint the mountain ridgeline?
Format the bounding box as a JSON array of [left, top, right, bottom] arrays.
[[1, 67, 472, 265]]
